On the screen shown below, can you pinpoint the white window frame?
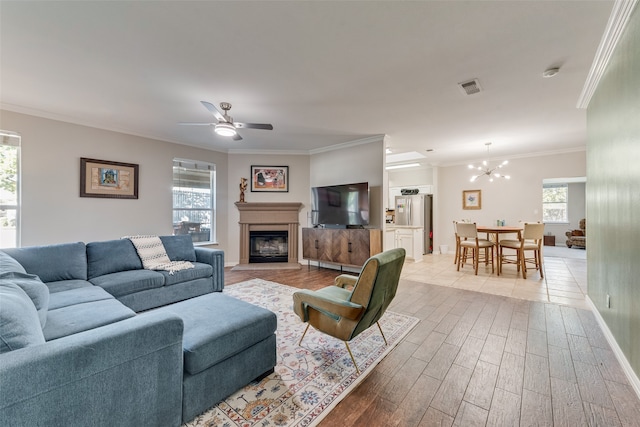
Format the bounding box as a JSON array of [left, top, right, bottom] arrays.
[[172, 158, 216, 244], [0, 130, 21, 248], [542, 183, 568, 224]]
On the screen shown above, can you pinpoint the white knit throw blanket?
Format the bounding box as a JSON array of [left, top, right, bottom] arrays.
[[126, 235, 194, 274]]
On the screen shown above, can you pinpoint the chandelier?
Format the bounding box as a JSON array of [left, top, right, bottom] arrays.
[[468, 142, 510, 182]]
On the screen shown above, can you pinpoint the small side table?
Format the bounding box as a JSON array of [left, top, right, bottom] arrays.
[[544, 235, 556, 246]]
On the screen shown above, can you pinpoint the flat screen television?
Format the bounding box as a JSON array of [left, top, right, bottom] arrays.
[[311, 182, 369, 227]]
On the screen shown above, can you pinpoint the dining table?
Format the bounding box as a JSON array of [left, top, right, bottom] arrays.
[[477, 225, 523, 264], [477, 225, 522, 243]]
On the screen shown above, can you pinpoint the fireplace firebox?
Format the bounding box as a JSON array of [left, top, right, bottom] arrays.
[[249, 230, 288, 263]]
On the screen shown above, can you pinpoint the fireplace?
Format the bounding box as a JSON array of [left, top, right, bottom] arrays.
[[249, 230, 288, 263], [234, 202, 303, 269]]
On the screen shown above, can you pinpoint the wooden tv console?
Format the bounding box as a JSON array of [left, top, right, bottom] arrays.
[[302, 227, 382, 268]]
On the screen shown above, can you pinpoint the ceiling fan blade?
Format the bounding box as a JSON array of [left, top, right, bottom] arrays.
[[232, 133, 243, 141], [200, 101, 225, 121], [178, 122, 214, 126], [234, 122, 273, 130]]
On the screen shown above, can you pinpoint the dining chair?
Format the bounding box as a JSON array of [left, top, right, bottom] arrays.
[[498, 222, 545, 278], [456, 222, 495, 275], [453, 220, 461, 265]]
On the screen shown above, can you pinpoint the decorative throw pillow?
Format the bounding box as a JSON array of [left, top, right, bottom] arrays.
[[160, 235, 197, 262], [0, 272, 49, 327], [0, 282, 46, 354]]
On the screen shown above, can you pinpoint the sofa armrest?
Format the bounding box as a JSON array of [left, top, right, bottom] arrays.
[[195, 247, 224, 292], [0, 312, 184, 427]]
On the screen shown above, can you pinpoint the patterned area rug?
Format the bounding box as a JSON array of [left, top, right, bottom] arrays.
[[184, 279, 419, 427]]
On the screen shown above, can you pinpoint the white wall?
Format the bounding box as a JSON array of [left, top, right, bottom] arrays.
[[1, 110, 229, 248], [435, 150, 587, 251], [226, 153, 311, 265]]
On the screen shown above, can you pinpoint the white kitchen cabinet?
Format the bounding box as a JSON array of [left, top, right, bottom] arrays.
[[387, 226, 423, 262]]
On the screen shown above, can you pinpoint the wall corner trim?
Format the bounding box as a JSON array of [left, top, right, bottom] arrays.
[[586, 295, 640, 399], [577, 0, 639, 109]]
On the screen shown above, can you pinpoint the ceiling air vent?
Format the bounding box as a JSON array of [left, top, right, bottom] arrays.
[[458, 79, 482, 95]]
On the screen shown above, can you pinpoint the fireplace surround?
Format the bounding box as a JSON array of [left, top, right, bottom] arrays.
[[234, 202, 303, 269]]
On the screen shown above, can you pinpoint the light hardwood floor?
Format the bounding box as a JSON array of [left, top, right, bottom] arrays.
[[225, 249, 640, 426]]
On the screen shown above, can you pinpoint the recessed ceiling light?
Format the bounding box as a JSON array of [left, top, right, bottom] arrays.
[[385, 163, 420, 170], [386, 151, 426, 164]]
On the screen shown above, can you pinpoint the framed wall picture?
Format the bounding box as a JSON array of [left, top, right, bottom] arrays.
[[80, 158, 139, 199], [250, 165, 289, 192], [463, 189, 481, 210]]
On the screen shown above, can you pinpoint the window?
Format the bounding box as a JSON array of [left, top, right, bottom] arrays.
[[172, 159, 216, 243], [542, 183, 568, 223], [0, 131, 20, 249]]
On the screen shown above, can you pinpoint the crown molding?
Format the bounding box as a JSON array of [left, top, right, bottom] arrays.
[[1, 102, 229, 154], [308, 134, 385, 155], [577, 0, 639, 109], [440, 146, 586, 168], [227, 148, 310, 155], [227, 135, 385, 156]]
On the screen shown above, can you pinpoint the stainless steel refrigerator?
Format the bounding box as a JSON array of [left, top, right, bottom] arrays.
[[394, 194, 433, 254]]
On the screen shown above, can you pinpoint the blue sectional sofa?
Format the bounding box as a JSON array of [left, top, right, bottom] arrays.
[[0, 236, 277, 426]]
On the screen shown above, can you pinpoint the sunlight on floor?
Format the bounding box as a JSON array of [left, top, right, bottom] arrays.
[[400, 247, 588, 310]]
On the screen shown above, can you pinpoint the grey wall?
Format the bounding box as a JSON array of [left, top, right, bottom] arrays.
[[310, 139, 385, 229], [0, 110, 229, 249], [587, 6, 640, 378]]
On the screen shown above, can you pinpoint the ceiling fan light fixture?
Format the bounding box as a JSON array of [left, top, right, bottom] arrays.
[[214, 122, 237, 137]]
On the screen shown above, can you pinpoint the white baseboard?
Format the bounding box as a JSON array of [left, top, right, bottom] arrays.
[[586, 296, 640, 399]]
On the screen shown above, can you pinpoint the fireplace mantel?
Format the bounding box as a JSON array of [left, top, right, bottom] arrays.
[[235, 202, 303, 267]]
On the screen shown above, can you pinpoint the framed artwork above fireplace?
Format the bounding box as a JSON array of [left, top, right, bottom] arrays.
[[250, 165, 289, 192]]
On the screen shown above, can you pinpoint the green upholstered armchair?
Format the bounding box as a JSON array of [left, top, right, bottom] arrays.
[[292, 248, 406, 373]]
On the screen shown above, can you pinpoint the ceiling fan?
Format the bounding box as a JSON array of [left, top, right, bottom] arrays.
[[180, 101, 273, 141]]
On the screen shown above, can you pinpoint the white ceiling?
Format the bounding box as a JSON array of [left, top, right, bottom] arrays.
[[0, 1, 613, 166]]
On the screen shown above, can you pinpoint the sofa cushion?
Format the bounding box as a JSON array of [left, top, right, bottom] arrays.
[[43, 299, 136, 341], [0, 282, 46, 353], [86, 239, 143, 279], [152, 293, 277, 375], [89, 269, 164, 298], [0, 272, 49, 328], [46, 279, 94, 294], [2, 242, 87, 282], [48, 286, 115, 310], [160, 235, 197, 262], [160, 262, 213, 286], [0, 251, 27, 274]]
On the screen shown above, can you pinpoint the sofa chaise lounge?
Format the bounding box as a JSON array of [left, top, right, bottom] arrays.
[[0, 235, 277, 426]]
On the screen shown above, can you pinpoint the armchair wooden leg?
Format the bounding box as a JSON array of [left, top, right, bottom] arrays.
[[299, 323, 311, 346], [376, 321, 388, 346], [344, 341, 360, 374]]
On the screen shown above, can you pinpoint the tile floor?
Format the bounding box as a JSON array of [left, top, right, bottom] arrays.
[[401, 246, 589, 310]]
